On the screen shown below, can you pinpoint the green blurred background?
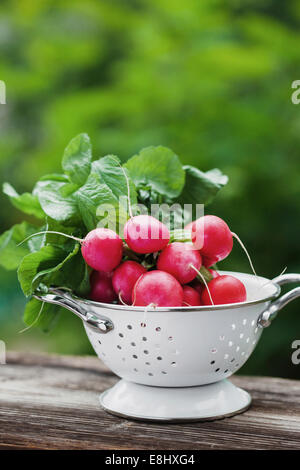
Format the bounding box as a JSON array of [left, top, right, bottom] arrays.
[[0, 0, 299, 378]]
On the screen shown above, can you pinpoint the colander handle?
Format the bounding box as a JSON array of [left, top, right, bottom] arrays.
[[33, 288, 114, 334], [257, 273, 300, 328]]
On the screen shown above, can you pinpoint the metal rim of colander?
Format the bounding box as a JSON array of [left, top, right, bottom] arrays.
[[67, 271, 281, 313]]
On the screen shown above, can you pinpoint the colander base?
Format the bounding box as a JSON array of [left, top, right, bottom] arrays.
[[99, 379, 251, 422]]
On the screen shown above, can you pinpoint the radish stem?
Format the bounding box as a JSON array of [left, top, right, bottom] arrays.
[[18, 230, 82, 247], [169, 229, 192, 243]]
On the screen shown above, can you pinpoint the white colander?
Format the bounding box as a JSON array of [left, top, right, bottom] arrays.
[[35, 271, 300, 422]]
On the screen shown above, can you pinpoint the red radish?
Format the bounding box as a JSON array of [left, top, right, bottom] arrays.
[[124, 215, 170, 254], [89, 271, 117, 303], [186, 218, 227, 267], [189, 279, 203, 296], [182, 286, 201, 306], [191, 215, 233, 263], [110, 160, 170, 255], [202, 255, 219, 268], [157, 242, 202, 284], [112, 261, 146, 304], [188, 216, 257, 277], [19, 228, 123, 272], [133, 270, 183, 307], [209, 268, 220, 279], [201, 275, 246, 306], [189, 269, 218, 295], [81, 228, 123, 272]]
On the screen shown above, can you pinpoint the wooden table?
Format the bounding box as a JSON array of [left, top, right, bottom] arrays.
[[0, 351, 299, 450]]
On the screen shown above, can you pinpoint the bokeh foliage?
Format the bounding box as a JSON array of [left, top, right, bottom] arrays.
[[0, 0, 299, 378]]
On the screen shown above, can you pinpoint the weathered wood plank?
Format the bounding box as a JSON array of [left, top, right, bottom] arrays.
[[0, 352, 299, 450]]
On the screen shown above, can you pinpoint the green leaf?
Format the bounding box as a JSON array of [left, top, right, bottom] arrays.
[[34, 180, 80, 224], [178, 166, 228, 206], [31, 243, 81, 290], [76, 156, 137, 232], [76, 173, 104, 231], [60, 182, 80, 197], [41, 244, 89, 293], [93, 156, 137, 206], [62, 133, 92, 186], [0, 222, 44, 270], [23, 298, 60, 333], [44, 218, 82, 246], [39, 173, 69, 182], [74, 260, 90, 297], [175, 166, 228, 224], [17, 245, 75, 296], [3, 182, 44, 219], [125, 146, 185, 199], [17, 237, 87, 298]]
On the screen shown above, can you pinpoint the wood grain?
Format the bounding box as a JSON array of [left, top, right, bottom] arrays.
[[0, 351, 299, 450]]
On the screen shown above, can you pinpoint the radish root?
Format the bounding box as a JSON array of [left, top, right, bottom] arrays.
[[231, 232, 258, 280], [190, 264, 214, 305], [118, 292, 129, 306], [259, 266, 287, 290], [131, 273, 144, 306], [19, 301, 45, 334]]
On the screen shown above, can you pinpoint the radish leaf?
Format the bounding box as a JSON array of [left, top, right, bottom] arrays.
[[0, 222, 44, 270], [34, 180, 81, 224], [177, 166, 228, 207], [125, 146, 185, 199], [77, 156, 137, 232], [3, 182, 44, 219], [62, 133, 92, 186], [23, 298, 60, 333]]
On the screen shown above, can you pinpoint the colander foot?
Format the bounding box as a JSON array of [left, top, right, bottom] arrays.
[[99, 379, 251, 422]]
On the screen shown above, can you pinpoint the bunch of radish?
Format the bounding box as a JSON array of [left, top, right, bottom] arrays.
[[83, 214, 248, 307]]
